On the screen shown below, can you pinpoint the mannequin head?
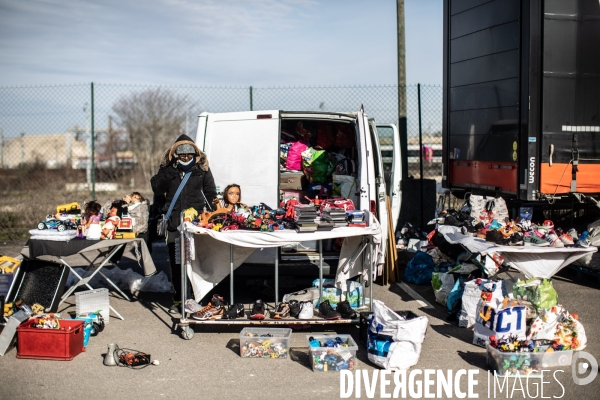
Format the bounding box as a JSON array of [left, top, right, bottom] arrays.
[[223, 184, 242, 206]]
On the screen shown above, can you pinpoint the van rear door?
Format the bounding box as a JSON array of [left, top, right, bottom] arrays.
[[195, 110, 281, 208], [376, 123, 402, 232]]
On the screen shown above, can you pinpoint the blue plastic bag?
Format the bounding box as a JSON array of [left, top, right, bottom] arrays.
[[404, 251, 435, 285]]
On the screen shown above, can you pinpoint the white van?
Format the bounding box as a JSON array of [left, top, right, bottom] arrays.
[[194, 108, 401, 271]]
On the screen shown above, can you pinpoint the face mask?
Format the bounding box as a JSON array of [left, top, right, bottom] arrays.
[[178, 158, 194, 167], [178, 157, 196, 171]]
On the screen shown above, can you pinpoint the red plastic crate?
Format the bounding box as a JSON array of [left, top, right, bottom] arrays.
[[17, 319, 85, 360]]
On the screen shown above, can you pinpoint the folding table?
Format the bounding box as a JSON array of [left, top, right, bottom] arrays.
[[26, 238, 157, 320]]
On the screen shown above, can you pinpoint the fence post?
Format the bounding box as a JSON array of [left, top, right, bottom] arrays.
[[249, 86, 253, 111], [91, 82, 95, 200], [417, 83, 423, 230]]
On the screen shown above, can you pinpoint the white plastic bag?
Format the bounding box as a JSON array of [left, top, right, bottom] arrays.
[[458, 279, 504, 328], [432, 272, 455, 306], [367, 299, 428, 370], [528, 305, 587, 350]]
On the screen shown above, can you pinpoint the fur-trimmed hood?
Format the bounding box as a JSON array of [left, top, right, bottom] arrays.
[[159, 134, 209, 171]]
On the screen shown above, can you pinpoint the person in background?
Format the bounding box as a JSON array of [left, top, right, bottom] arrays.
[[124, 191, 150, 253], [151, 134, 217, 314]]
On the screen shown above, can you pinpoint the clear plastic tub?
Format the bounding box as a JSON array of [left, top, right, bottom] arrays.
[[75, 288, 110, 324], [239, 327, 292, 359], [486, 344, 573, 377], [307, 334, 358, 372]]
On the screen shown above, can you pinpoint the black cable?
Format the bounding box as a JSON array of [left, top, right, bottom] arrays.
[[113, 345, 152, 369]]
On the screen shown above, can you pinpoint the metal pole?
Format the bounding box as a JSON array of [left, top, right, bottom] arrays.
[[249, 86, 253, 111], [0, 128, 4, 167], [418, 83, 424, 231], [230, 244, 234, 304], [397, 0, 408, 180], [318, 240, 323, 306], [274, 247, 279, 306], [91, 82, 96, 200], [180, 211, 186, 320]]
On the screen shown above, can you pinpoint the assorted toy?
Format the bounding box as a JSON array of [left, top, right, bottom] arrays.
[[309, 336, 356, 372], [240, 332, 288, 359]]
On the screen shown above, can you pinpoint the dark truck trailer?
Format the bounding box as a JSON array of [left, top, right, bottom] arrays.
[[442, 0, 600, 207]]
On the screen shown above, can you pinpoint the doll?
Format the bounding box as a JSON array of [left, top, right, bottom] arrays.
[[123, 192, 149, 235], [101, 202, 122, 240], [83, 201, 102, 240], [221, 183, 248, 213]]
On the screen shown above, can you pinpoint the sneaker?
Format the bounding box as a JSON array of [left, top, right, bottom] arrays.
[[544, 232, 565, 247], [169, 300, 182, 314], [192, 294, 225, 320], [336, 300, 357, 319], [250, 299, 266, 320], [223, 303, 245, 319], [288, 300, 301, 318], [318, 300, 342, 320], [508, 232, 524, 246], [184, 299, 202, 314], [524, 234, 550, 247], [567, 228, 579, 241], [558, 233, 575, 246], [542, 220, 554, 230], [297, 301, 314, 319], [485, 230, 504, 244], [576, 231, 590, 247], [271, 302, 290, 319]]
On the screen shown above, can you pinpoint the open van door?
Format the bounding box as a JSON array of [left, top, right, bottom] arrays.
[[358, 107, 389, 254], [195, 110, 281, 208], [376, 124, 402, 231]]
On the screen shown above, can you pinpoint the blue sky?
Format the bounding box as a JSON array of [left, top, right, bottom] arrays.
[[0, 0, 443, 87]]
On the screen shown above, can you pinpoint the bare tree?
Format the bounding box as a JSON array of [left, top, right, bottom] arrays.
[[112, 88, 193, 182]]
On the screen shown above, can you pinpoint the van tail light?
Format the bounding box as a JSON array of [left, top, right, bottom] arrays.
[[370, 200, 376, 213]]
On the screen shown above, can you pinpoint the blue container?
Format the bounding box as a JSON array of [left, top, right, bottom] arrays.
[[75, 317, 93, 347]]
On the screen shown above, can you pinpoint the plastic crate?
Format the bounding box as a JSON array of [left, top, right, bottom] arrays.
[[486, 344, 573, 377], [17, 319, 85, 360], [75, 288, 110, 324], [239, 327, 292, 359], [307, 334, 358, 372]]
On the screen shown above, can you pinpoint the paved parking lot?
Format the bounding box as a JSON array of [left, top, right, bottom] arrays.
[[1, 240, 599, 399]]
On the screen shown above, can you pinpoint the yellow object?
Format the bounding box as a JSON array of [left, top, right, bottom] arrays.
[[114, 232, 137, 239], [56, 202, 81, 215], [183, 207, 198, 222], [0, 256, 20, 273]]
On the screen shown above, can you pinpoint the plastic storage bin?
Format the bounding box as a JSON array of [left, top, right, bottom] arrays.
[[239, 327, 292, 359], [486, 344, 573, 377], [307, 334, 358, 372], [17, 319, 85, 360], [75, 288, 110, 324]]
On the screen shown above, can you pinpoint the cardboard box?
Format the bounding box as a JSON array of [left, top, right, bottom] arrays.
[[280, 172, 305, 190]]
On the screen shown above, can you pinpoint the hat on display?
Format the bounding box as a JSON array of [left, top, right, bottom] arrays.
[[176, 144, 196, 155]]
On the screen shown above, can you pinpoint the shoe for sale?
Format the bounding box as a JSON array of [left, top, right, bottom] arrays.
[[223, 303, 245, 319], [542, 220, 554, 230], [567, 228, 579, 241], [524, 234, 550, 247], [558, 233, 575, 246], [544, 232, 565, 247], [271, 302, 291, 319], [485, 230, 504, 244], [297, 301, 314, 319], [184, 299, 203, 314], [192, 294, 225, 320], [508, 232, 524, 246], [169, 300, 182, 314], [250, 299, 266, 320], [288, 300, 301, 318], [576, 231, 590, 247], [336, 300, 357, 319], [318, 300, 342, 320]]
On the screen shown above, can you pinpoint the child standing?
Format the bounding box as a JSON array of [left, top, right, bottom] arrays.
[[83, 201, 102, 240]]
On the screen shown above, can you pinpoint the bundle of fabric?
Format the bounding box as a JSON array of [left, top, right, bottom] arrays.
[[29, 228, 77, 241]]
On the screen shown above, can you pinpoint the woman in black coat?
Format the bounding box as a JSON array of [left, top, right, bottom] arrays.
[[151, 134, 217, 313]]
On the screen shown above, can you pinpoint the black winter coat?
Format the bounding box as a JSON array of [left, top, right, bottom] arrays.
[[151, 159, 217, 231]]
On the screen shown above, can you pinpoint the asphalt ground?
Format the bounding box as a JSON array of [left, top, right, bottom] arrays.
[[0, 240, 599, 400]]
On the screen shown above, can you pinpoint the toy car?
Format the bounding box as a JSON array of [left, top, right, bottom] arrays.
[[37, 218, 77, 232]]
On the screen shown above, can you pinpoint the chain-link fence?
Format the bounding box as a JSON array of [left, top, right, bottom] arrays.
[[0, 83, 442, 239]]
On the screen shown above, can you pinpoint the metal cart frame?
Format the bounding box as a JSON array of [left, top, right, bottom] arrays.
[[176, 213, 375, 340]]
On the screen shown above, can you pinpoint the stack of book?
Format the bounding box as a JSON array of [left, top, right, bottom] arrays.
[[321, 208, 348, 227], [293, 204, 318, 232], [316, 218, 335, 231]]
